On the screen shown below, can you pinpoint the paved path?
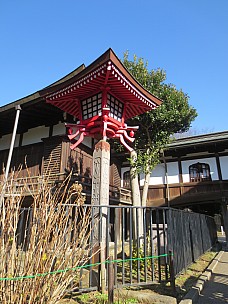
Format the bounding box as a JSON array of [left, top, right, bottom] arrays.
[[197, 250, 228, 303]]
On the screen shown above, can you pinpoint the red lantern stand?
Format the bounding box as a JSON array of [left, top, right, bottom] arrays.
[[44, 49, 161, 291]]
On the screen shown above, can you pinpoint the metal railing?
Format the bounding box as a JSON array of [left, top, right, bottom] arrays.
[[13, 205, 217, 291], [167, 208, 217, 275]]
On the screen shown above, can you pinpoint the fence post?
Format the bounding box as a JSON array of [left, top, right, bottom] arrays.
[[100, 241, 106, 293], [169, 250, 176, 294], [108, 256, 114, 304]]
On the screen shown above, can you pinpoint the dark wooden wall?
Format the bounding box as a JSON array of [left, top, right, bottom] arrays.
[[0, 142, 43, 180], [0, 135, 94, 180], [109, 157, 121, 188], [0, 136, 121, 189]]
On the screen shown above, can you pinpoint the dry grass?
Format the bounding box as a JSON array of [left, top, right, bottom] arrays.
[[0, 174, 95, 304]]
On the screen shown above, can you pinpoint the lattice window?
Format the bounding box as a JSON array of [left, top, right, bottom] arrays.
[[43, 137, 62, 180], [189, 162, 211, 182], [81, 93, 102, 120], [107, 94, 123, 122]]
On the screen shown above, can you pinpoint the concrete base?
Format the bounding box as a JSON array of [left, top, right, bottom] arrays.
[[179, 251, 224, 304], [116, 288, 177, 304]]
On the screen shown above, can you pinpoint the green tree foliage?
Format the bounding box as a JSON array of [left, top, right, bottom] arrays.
[[122, 51, 198, 174]]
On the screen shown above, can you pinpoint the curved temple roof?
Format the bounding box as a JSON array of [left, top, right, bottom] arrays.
[[42, 48, 162, 120], [0, 49, 162, 137]]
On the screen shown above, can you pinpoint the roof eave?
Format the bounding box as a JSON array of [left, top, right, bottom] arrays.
[[42, 48, 162, 107], [169, 131, 228, 149]]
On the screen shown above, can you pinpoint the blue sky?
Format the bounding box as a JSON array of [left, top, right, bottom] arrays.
[[0, 0, 227, 134]]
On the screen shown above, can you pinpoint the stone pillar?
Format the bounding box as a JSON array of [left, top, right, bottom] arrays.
[[91, 140, 110, 291], [92, 140, 110, 208]]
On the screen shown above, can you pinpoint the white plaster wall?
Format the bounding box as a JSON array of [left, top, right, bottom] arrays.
[[122, 157, 219, 186], [139, 164, 165, 186], [0, 134, 20, 151], [181, 157, 218, 182], [52, 123, 65, 136], [149, 164, 165, 185], [139, 162, 179, 186], [220, 156, 228, 180], [22, 126, 49, 146], [167, 162, 179, 184], [83, 136, 92, 148], [122, 162, 179, 187]]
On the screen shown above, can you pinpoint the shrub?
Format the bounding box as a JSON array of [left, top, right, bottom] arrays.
[[0, 175, 94, 304]]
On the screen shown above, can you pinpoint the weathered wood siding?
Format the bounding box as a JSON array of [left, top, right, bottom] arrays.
[[0, 135, 94, 181], [62, 139, 93, 176], [109, 157, 121, 188], [0, 135, 124, 206], [0, 143, 43, 180], [43, 137, 62, 176]]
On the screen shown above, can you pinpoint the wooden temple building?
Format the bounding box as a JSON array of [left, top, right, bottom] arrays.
[[1, 48, 228, 229], [0, 48, 161, 206]]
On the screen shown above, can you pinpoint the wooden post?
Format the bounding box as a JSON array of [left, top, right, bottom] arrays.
[[169, 250, 176, 295], [0, 105, 21, 206], [100, 241, 106, 294], [221, 201, 228, 248]]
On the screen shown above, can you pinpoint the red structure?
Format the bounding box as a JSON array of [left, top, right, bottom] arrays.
[[43, 49, 161, 151]]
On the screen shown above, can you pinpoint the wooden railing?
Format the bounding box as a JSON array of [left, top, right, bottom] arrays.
[[1, 173, 65, 196], [2, 174, 228, 206], [109, 185, 132, 204], [1, 173, 132, 204], [146, 180, 228, 206]]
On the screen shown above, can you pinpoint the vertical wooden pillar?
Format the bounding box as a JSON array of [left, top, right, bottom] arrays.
[[162, 151, 169, 207], [221, 201, 228, 248], [177, 157, 183, 196], [115, 207, 122, 246]]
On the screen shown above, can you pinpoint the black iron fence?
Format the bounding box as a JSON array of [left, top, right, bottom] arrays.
[[166, 208, 217, 276], [13, 205, 217, 291]]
